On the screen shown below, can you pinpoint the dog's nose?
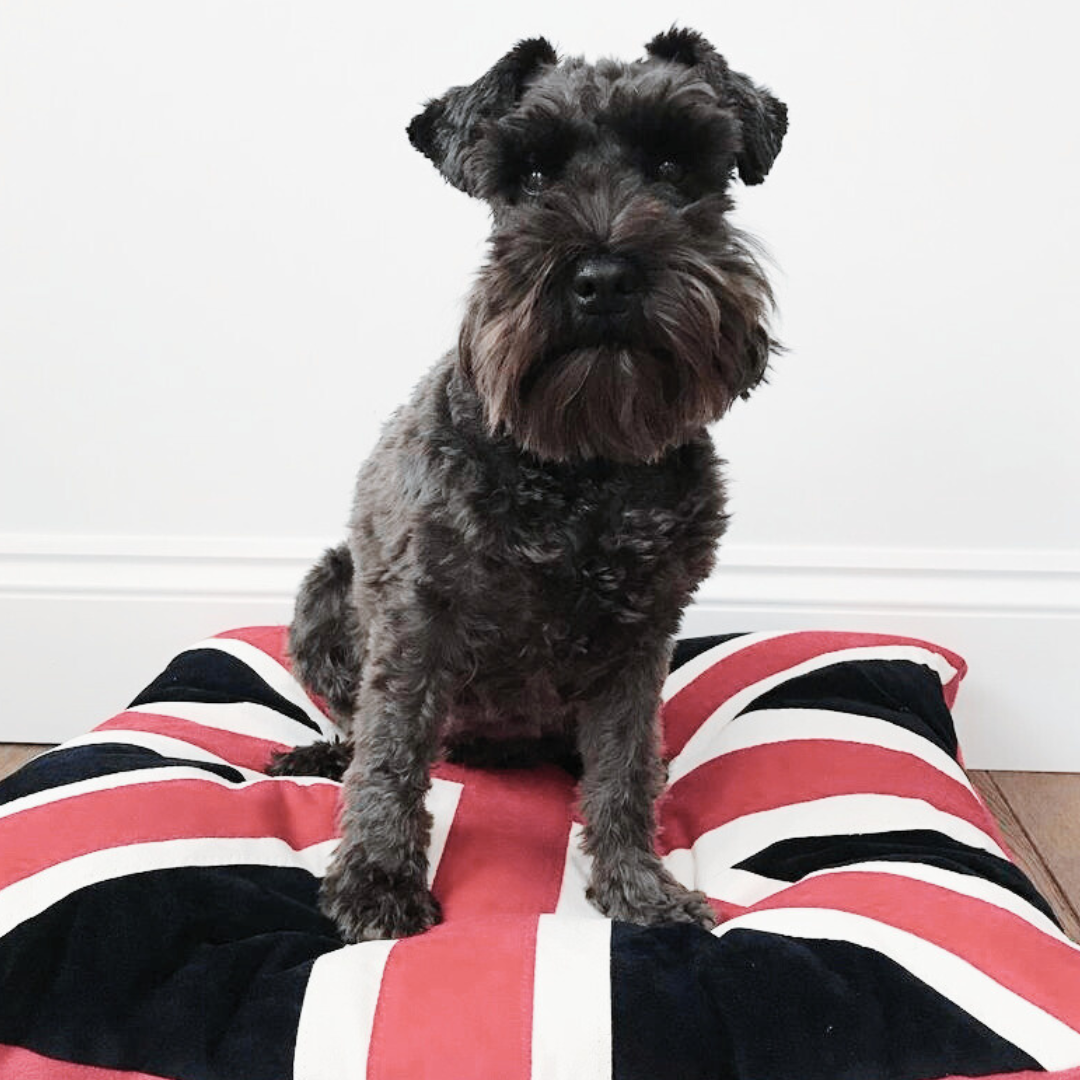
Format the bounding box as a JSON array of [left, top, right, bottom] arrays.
[[571, 255, 642, 316]]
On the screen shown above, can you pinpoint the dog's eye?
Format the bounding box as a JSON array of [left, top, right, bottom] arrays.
[[655, 159, 685, 185], [521, 169, 548, 197]]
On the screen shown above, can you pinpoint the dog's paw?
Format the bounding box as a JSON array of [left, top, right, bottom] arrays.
[[266, 739, 352, 780], [651, 883, 719, 931], [588, 859, 718, 931], [320, 856, 442, 943]]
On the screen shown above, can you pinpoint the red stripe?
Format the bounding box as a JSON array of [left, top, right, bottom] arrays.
[[942, 1070, 1080, 1080], [0, 777, 338, 889], [95, 711, 289, 772], [368, 917, 537, 1080], [658, 739, 991, 854], [3, 1042, 1080, 1080], [663, 631, 967, 759], [430, 763, 576, 919], [213, 625, 292, 669], [711, 897, 750, 922], [0, 1046, 172, 1080], [749, 871, 1080, 1029]]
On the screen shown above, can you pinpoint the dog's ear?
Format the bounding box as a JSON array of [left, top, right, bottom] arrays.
[[408, 38, 558, 196], [645, 27, 787, 186]]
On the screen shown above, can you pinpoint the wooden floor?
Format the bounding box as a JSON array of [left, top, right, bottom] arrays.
[[2, 744, 1077, 940], [968, 770, 1080, 941]]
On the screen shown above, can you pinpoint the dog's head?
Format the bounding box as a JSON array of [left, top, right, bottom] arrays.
[[408, 29, 787, 463]]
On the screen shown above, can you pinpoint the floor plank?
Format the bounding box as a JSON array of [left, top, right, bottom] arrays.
[[970, 770, 1080, 941], [991, 771, 1080, 939], [0, 744, 51, 781]]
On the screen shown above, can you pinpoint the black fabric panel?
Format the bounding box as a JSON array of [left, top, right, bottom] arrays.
[[129, 649, 322, 733], [741, 659, 960, 758], [735, 829, 1060, 927], [611, 923, 1039, 1080], [670, 634, 747, 673], [0, 744, 245, 806], [0, 866, 340, 1080], [612, 923, 736, 1080]]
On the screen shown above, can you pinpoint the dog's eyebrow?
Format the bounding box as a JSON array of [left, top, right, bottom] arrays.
[[498, 112, 592, 163], [600, 99, 736, 167]]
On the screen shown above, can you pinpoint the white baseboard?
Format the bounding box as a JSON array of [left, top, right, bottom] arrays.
[[2, 535, 1078, 769]]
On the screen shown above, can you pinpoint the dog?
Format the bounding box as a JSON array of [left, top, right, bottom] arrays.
[[269, 28, 787, 943]]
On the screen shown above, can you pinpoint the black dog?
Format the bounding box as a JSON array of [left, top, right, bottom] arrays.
[[270, 28, 786, 942]]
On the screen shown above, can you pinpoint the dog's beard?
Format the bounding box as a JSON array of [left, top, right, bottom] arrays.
[[504, 345, 720, 463], [460, 227, 774, 463]]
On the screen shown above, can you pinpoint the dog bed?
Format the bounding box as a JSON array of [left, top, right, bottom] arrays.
[[2, 626, 1080, 1080]]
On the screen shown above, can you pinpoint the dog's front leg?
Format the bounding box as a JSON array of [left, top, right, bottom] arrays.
[[577, 645, 717, 931], [319, 607, 452, 942]]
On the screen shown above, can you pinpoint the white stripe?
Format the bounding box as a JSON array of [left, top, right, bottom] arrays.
[[190, 635, 340, 736], [665, 864, 787, 908], [808, 861, 1080, 949], [532, 916, 612, 1080], [712, 906, 1080, 1070], [0, 836, 337, 939], [128, 699, 325, 747], [294, 939, 396, 1080], [554, 823, 603, 918], [661, 631, 789, 701], [665, 794, 1008, 896], [425, 777, 464, 887], [668, 644, 960, 785], [671, 707, 974, 791]]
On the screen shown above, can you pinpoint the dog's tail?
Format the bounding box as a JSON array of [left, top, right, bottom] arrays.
[[288, 543, 360, 726]]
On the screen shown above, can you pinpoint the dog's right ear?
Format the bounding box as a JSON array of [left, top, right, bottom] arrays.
[[408, 38, 558, 196]]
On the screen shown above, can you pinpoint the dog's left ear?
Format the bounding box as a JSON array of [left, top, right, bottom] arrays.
[[646, 27, 787, 186], [408, 38, 558, 196]]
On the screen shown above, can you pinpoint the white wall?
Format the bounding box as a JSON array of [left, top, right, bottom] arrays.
[[1, 1, 1078, 764]]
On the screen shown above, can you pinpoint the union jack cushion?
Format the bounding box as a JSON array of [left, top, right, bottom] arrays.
[[2, 626, 1080, 1080]]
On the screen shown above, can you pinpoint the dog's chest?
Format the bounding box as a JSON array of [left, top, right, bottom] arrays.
[[498, 487, 665, 632], [438, 481, 680, 739], [428, 451, 716, 744], [434, 442, 723, 672]]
